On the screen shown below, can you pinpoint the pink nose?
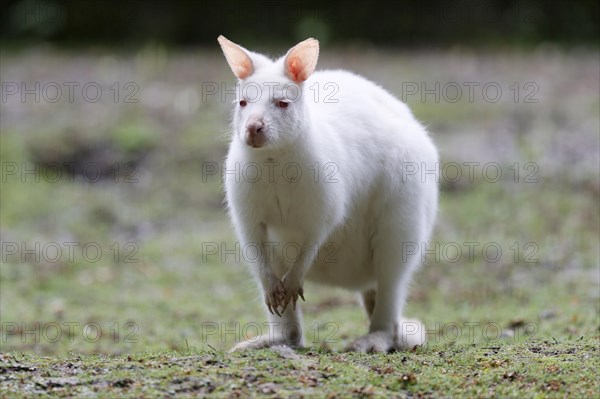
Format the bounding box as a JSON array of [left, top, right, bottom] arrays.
[[246, 121, 264, 137], [245, 121, 266, 148]]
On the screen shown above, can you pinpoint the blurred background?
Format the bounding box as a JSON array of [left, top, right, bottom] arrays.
[[1, 0, 598, 354], [1, 0, 598, 47]]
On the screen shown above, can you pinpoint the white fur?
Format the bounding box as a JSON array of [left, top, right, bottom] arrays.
[[218, 36, 438, 353]]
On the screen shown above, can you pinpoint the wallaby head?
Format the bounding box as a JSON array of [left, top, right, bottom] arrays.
[[218, 35, 319, 150]]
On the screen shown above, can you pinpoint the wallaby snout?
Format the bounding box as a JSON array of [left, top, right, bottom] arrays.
[[245, 117, 266, 148]]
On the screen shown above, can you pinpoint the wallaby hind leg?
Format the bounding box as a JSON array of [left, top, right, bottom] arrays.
[[361, 289, 376, 319]]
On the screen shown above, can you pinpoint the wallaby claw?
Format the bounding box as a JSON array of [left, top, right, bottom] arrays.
[[264, 277, 287, 317]]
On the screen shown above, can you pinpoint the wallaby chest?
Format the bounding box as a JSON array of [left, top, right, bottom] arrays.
[[234, 156, 324, 229]]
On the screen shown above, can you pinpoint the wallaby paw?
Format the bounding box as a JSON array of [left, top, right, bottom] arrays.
[[229, 335, 302, 352], [345, 331, 395, 353], [395, 318, 427, 349], [345, 319, 426, 353]]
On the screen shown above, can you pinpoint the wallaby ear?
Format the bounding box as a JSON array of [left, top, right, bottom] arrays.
[[217, 35, 254, 80], [284, 38, 319, 83]]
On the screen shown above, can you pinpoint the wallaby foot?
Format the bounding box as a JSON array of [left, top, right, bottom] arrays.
[[345, 318, 426, 353], [230, 334, 303, 352]]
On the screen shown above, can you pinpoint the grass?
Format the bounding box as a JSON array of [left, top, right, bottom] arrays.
[[2, 340, 599, 398], [0, 46, 599, 397]]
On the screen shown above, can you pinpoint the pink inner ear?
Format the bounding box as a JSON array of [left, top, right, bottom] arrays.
[[218, 36, 254, 80], [284, 38, 318, 83], [234, 58, 253, 80], [287, 57, 305, 83], [227, 49, 253, 80]]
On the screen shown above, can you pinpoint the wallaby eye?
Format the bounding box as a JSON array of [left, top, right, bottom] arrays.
[[277, 101, 289, 109], [239, 100, 247, 107]]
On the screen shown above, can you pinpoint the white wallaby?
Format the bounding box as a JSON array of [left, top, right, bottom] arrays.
[[218, 35, 439, 353]]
